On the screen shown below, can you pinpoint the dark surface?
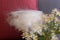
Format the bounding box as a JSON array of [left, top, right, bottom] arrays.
[[0, 38, 25, 40]]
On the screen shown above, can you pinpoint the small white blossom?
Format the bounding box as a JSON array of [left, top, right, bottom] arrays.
[[51, 33, 59, 40]]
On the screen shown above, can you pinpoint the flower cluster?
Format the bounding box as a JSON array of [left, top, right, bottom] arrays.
[[22, 8, 60, 40]]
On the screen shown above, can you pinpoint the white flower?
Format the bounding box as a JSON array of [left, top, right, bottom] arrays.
[[51, 33, 59, 40]]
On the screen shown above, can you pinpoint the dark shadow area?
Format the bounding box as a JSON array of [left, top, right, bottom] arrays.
[[0, 38, 25, 40]]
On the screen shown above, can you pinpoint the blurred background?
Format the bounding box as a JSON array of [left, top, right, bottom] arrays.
[[0, 0, 60, 40], [0, 0, 37, 39], [38, 0, 60, 13]]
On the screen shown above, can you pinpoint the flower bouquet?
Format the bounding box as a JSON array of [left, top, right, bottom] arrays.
[[7, 9, 60, 40], [22, 9, 60, 40]]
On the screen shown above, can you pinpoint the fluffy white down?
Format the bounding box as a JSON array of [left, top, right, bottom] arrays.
[[8, 10, 43, 32]]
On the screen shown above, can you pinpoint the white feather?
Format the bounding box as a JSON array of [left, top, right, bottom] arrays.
[[7, 10, 43, 32]]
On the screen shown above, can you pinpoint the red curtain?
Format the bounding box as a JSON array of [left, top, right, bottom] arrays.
[[0, 0, 37, 39]]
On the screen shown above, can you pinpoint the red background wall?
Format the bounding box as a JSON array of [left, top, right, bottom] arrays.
[[0, 0, 37, 39]]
